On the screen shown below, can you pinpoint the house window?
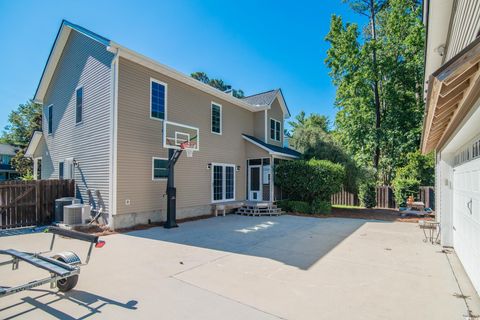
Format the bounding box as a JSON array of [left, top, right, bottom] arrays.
[[151, 79, 166, 120], [152, 157, 168, 180], [0, 155, 11, 165], [76, 87, 83, 124], [270, 119, 281, 141], [212, 164, 235, 202], [211, 103, 222, 134], [47, 105, 53, 134], [33, 157, 42, 180], [59, 161, 64, 179]]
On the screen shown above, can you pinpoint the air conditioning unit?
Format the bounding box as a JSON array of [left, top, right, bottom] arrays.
[[64, 204, 84, 225]]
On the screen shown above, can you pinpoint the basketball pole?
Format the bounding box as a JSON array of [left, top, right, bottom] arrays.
[[165, 148, 181, 228]]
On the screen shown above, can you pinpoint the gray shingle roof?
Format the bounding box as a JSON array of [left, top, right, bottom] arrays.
[[242, 89, 279, 106], [242, 134, 301, 158], [0, 144, 18, 156]]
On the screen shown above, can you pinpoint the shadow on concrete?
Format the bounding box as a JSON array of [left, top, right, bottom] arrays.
[[124, 215, 388, 270], [0, 289, 137, 320]]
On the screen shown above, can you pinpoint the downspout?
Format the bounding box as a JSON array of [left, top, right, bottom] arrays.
[[108, 46, 119, 228]]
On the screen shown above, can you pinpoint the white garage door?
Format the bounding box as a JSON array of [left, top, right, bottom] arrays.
[[453, 157, 480, 293]]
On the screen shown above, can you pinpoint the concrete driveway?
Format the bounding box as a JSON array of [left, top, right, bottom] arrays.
[[0, 215, 479, 319]]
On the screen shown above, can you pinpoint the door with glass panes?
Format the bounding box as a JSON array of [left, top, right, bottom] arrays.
[[212, 164, 235, 202]]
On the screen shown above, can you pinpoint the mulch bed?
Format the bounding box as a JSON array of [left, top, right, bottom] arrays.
[[288, 207, 435, 223]]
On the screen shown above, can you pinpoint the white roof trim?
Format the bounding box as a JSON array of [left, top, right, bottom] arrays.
[[110, 41, 268, 113], [242, 135, 299, 159], [34, 20, 273, 114], [34, 27, 72, 103], [25, 131, 43, 158], [273, 90, 290, 119]]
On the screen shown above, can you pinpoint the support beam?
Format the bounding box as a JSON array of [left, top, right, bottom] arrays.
[[165, 148, 182, 229]]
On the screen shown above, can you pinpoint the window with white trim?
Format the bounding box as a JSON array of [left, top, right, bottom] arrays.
[[270, 118, 281, 141], [212, 164, 235, 202], [47, 105, 53, 134], [76, 87, 83, 124], [152, 157, 168, 180], [211, 103, 222, 134], [59, 161, 64, 180], [151, 79, 166, 120]]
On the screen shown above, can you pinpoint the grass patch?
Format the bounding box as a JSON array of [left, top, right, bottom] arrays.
[[332, 205, 364, 209]]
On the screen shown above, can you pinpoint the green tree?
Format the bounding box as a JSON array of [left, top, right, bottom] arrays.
[[325, 0, 424, 184], [288, 111, 330, 133], [1, 100, 42, 177], [391, 150, 434, 204], [191, 71, 245, 98]]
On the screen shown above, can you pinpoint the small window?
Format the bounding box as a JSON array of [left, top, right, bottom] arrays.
[[211, 103, 222, 134], [59, 162, 64, 180], [76, 87, 83, 124], [151, 79, 166, 120], [270, 119, 281, 141], [152, 158, 168, 180], [47, 105, 53, 134]]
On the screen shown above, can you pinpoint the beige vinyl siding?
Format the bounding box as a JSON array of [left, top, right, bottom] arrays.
[[41, 31, 114, 215], [266, 98, 284, 147], [445, 0, 480, 61], [253, 111, 266, 141], [245, 141, 270, 159], [116, 57, 253, 217]]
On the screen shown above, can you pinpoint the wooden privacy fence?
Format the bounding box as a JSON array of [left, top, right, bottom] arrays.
[[0, 180, 74, 229], [376, 186, 396, 209], [331, 185, 435, 210], [331, 187, 360, 207]]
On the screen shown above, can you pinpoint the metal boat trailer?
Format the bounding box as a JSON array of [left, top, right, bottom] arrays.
[[0, 226, 105, 298]]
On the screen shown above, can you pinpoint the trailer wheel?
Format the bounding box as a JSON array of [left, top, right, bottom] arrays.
[[53, 251, 81, 292], [56, 273, 78, 292]]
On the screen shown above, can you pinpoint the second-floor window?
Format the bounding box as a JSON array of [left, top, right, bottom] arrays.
[[76, 87, 83, 124], [211, 103, 222, 134], [270, 118, 281, 141], [47, 105, 53, 134], [151, 79, 166, 120]]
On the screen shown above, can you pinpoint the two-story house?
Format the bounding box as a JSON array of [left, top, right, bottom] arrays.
[[0, 144, 18, 181], [25, 20, 300, 229]]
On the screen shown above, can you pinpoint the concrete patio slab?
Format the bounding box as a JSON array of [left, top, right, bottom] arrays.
[[0, 215, 478, 319]]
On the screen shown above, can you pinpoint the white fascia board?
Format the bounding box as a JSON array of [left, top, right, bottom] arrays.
[[34, 27, 72, 103], [275, 91, 290, 119], [24, 131, 43, 158], [110, 42, 267, 113], [242, 135, 299, 159]]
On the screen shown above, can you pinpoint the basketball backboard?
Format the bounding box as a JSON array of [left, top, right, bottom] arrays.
[[163, 120, 199, 152]]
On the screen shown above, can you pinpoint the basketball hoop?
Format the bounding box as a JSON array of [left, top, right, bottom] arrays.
[[180, 141, 195, 157]]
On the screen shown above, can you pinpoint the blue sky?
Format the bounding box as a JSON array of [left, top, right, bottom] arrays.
[[0, 0, 365, 131]]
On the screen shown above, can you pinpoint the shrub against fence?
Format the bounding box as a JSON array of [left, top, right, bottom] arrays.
[[331, 185, 435, 210], [0, 180, 74, 229]]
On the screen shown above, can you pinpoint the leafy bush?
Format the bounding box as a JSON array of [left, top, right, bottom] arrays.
[[392, 177, 420, 205], [289, 124, 362, 193], [288, 201, 311, 214], [276, 200, 292, 212], [311, 199, 331, 214], [358, 181, 376, 208], [275, 159, 345, 204]]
